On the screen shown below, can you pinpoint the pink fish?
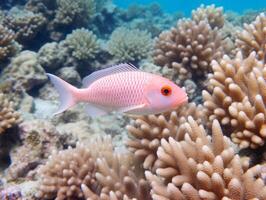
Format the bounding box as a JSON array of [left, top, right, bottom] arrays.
[[47, 63, 188, 117]]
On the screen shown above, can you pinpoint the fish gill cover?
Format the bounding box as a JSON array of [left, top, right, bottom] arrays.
[[0, 0, 266, 200]]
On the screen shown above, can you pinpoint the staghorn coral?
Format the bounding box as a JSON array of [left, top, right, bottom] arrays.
[[192, 4, 225, 29], [3, 8, 47, 44], [0, 24, 19, 61], [54, 0, 95, 27], [0, 51, 47, 91], [36, 136, 151, 200], [145, 116, 266, 200], [107, 27, 153, 63], [203, 51, 266, 149], [153, 19, 224, 83], [236, 13, 266, 61], [0, 93, 20, 134], [127, 103, 204, 171], [63, 28, 100, 62]]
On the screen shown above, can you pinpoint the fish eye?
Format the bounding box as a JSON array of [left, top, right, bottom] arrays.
[[161, 85, 172, 96]]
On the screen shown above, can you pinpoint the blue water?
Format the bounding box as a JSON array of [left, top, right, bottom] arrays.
[[114, 0, 266, 15]]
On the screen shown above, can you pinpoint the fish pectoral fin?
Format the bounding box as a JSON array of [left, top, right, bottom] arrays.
[[117, 104, 146, 113], [85, 104, 109, 117]]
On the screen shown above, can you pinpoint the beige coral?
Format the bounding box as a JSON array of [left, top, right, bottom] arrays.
[[192, 4, 225, 29], [0, 93, 21, 134], [0, 24, 19, 61], [108, 27, 153, 63], [153, 19, 224, 83], [54, 0, 95, 26], [0, 51, 47, 91], [236, 13, 266, 61], [203, 51, 266, 149], [145, 116, 266, 200], [3, 8, 47, 43], [36, 144, 99, 199], [36, 136, 151, 200], [127, 103, 204, 171], [63, 28, 100, 61]]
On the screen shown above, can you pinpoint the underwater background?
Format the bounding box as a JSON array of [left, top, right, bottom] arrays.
[[0, 0, 266, 199]]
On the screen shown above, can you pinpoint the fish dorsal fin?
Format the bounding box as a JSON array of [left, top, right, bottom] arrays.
[[82, 63, 139, 87]]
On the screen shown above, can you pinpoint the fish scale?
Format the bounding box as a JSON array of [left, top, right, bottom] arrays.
[[87, 71, 151, 108]]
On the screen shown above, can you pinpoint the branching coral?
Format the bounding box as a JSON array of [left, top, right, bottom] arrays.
[[145, 116, 266, 200], [236, 13, 266, 61], [36, 136, 151, 200], [0, 93, 20, 134], [3, 8, 47, 44], [203, 51, 266, 149], [36, 144, 99, 199], [0, 24, 19, 61], [63, 28, 100, 62], [54, 0, 95, 27], [192, 4, 225, 29], [107, 27, 153, 63], [153, 19, 224, 83], [127, 103, 205, 171]]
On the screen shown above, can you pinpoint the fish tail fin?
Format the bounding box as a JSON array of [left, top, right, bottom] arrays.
[[47, 73, 78, 115]]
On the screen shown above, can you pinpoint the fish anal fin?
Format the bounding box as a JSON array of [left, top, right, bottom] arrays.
[[117, 104, 146, 114], [82, 63, 139, 87], [85, 104, 109, 117]]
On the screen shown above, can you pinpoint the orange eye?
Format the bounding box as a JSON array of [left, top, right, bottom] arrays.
[[161, 85, 172, 96]]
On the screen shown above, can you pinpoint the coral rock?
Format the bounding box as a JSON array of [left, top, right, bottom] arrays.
[[0, 51, 47, 91]]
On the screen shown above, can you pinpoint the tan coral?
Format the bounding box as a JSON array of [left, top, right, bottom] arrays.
[[236, 13, 266, 61], [203, 51, 266, 149], [108, 27, 153, 63], [36, 144, 99, 200], [0, 93, 21, 134], [0, 24, 19, 61], [36, 136, 151, 200], [145, 116, 266, 200], [192, 4, 225, 29], [126, 103, 204, 171], [3, 9, 47, 44], [153, 19, 224, 83]]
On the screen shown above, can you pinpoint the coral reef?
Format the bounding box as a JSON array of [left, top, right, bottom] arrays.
[[153, 19, 224, 83], [63, 28, 100, 62], [3, 8, 47, 45], [192, 4, 225, 29], [0, 93, 20, 134], [0, 51, 47, 91], [203, 51, 266, 149], [108, 27, 153, 63], [54, 0, 95, 27], [127, 103, 204, 171], [145, 117, 266, 199], [36, 136, 151, 200], [0, 2, 266, 200], [0, 24, 19, 62], [6, 119, 63, 181], [236, 13, 266, 61]]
